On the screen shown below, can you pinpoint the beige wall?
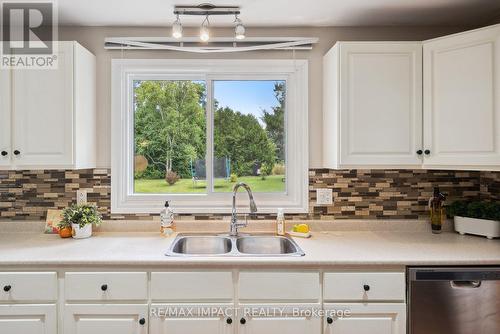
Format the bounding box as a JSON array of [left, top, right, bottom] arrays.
[[59, 25, 471, 168]]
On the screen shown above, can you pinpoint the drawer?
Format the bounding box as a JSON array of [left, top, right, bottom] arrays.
[[151, 272, 233, 301], [65, 272, 148, 301], [239, 272, 320, 301], [324, 272, 405, 301], [0, 272, 57, 302]]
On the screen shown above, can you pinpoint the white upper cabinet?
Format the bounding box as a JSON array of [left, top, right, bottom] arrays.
[[323, 42, 423, 168], [324, 24, 500, 171], [0, 69, 11, 167], [2, 41, 96, 170], [423, 24, 500, 170]]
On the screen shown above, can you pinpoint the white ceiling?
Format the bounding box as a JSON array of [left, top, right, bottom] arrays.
[[57, 0, 500, 27]]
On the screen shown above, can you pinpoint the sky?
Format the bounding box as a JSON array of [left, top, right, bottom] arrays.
[[214, 80, 284, 125]]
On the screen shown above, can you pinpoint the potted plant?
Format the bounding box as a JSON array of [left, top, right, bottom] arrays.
[[447, 200, 500, 239], [61, 204, 102, 239]]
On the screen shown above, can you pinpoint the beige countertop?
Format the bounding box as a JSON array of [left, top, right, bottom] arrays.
[[0, 230, 498, 267]]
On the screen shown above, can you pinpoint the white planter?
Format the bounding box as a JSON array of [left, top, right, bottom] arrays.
[[454, 216, 500, 239], [71, 223, 92, 239]]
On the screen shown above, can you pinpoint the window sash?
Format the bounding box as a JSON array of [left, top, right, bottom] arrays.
[[111, 59, 308, 214]]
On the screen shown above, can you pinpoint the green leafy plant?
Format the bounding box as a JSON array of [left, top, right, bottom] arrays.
[[60, 204, 102, 229], [446, 200, 500, 221]]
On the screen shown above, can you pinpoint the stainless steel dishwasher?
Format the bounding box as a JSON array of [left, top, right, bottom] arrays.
[[408, 267, 500, 334]]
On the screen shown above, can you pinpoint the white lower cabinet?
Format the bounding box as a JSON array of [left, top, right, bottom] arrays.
[[149, 304, 233, 334], [323, 303, 406, 334], [238, 304, 321, 334], [63, 304, 148, 334], [0, 304, 57, 334]]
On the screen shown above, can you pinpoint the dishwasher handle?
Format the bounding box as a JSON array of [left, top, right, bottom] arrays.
[[450, 280, 482, 289]]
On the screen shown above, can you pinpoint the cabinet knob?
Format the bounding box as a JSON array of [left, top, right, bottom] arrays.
[[363, 284, 370, 291], [424, 149, 431, 155], [1, 151, 7, 156], [240, 318, 246, 325], [327, 317, 333, 324], [3, 285, 11, 292], [226, 318, 232, 325], [416, 150, 423, 155], [139, 318, 146, 325], [13, 150, 20, 155], [101, 284, 108, 291]]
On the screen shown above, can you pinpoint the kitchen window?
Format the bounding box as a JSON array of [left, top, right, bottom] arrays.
[[111, 59, 308, 214]]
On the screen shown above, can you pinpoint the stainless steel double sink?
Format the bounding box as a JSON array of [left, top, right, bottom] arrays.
[[166, 234, 305, 257]]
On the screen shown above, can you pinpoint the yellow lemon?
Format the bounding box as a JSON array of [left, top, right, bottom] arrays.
[[295, 224, 309, 233]]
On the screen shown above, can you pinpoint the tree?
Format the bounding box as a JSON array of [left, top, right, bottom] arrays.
[[262, 82, 285, 161], [134, 80, 206, 178], [214, 103, 276, 176]]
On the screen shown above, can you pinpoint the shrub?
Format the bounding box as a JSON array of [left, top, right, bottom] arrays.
[[230, 173, 238, 182], [272, 163, 285, 175], [165, 171, 180, 185]]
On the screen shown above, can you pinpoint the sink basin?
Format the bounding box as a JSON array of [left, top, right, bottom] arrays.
[[236, 235, 304, 256], [167, 235, 232, 256], [166, 234, 305, 257]]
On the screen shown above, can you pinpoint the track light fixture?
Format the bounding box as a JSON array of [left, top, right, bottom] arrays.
[[172, 14, 183, 39], [172, 4, 245, 42]]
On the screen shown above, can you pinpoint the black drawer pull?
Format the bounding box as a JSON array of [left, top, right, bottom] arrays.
[[139, 318, 146, 325], [3, 285, 11, 292], [13, 150, 20, 155], [363, 284, 370, 291], [101, 284, 108, 291], [226, 317, 232, 324], [1, 151, 7, 156], [327, 317, 333, 324], [240, 318, 246, 325]]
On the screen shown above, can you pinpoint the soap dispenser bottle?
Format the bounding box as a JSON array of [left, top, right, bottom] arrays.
[[160, 201, 175, 236], [429, 187, 446, 234], [276, 208, 285, 236]]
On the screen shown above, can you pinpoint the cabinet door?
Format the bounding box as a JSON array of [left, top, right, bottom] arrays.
[[0, 69, 11, 167], [64, 304, 148, 334], [324, 303, 405, 334], [423, 25, 500, 169], [12, 41, 74, 167], [238, 305, 321, 334], [339, 42, 422, 167], [0, 304, 57, 334], [149, 304, 233, 334]]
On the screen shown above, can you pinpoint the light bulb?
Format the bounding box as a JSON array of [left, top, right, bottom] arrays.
[[200, 17, 210, 42], [172, 19, 183, 39], [235, 22, 245, 40]]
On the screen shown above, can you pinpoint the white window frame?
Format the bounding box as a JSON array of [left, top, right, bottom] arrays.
[[111, 59, 308, 214]]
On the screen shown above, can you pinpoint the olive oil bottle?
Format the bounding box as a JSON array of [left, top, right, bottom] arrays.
[[429, 187, 446, 234]]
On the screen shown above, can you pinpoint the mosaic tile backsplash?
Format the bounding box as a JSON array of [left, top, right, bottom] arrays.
[[0, 169, 497, 221]]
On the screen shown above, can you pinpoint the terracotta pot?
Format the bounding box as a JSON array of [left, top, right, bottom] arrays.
[[59, 226, 72, 238]]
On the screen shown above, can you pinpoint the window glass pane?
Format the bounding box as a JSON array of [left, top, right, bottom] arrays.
[[133, 80, 207, 193], [213, 80, 286, 193]]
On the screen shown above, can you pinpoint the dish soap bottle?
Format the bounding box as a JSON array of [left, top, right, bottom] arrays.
[[276, 208, 285, 236], [429, 187, 446, 234], [160, 201, 175, 236]]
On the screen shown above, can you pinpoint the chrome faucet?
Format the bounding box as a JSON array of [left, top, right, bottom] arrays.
[[229, 182, 257, 236]]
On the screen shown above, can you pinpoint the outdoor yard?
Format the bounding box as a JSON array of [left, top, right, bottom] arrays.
[[134, 175, 285, 193]]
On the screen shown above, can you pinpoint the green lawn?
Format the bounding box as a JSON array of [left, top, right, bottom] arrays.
[[134, 175, 286, 193]]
